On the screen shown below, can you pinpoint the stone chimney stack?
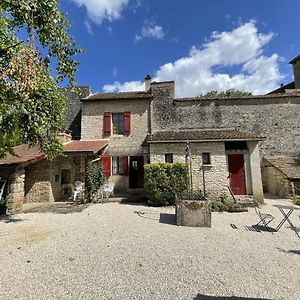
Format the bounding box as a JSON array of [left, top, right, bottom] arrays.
[[289, 54, 300, 89], [145, 75, 151, 92]]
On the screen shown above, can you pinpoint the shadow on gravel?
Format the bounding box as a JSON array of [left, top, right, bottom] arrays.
[[21, 203, 90, 214], [194, 294, 272, 299], [277, 248, 300, 256], [159, 213, 176, 225], [0, 215, 23, 223], [245, 225, 277, 233]]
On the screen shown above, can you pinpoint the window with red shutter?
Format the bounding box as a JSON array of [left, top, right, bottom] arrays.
[[101, 156, 111, 177], [124, 112, 131, 136], [103, 112, 111, 137], [123, 156, 128, 175]]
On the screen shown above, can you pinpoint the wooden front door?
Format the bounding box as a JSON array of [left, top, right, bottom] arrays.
[[129, 156, 144, 189], [228, 154, 246, 195]]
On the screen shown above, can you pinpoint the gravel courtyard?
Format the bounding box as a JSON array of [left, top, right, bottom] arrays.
[[0, 197, 299, 300]]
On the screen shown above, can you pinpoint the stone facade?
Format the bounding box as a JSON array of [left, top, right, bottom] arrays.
[[81, 98, 151, 153], [150, 84, 300, 156], [7, 168, 25, 212], [150, 142, 229, 197], [63, 86, 91, 140], [262, 159, 291, 198]]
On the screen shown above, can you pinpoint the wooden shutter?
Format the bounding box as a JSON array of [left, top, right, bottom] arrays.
[[124, 112, 131, 136], [103, 112, 111, 137], [101, 156, 111, 177], [123, 156, 128, 175]]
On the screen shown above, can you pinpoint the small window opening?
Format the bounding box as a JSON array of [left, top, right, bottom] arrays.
[[112, 157, 125, 175], [112, 113, 124, 135], [165, 153, 173, 163], [202, 153, 211, 165]]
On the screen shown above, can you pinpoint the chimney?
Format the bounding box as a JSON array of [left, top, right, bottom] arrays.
[[289, 54, 300, 89], [58, 133, 72, 144], [145, 74, 151, 92]]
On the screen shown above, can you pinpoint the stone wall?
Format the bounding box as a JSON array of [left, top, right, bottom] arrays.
[[7, 168, 25, 212], [262, 159, 290, 198], [81, 98, 151, 155], [149, 142, 229, 197], [63, 86, 91, 140], [151, 82, 300, 156], [25, 161, 53, 203]]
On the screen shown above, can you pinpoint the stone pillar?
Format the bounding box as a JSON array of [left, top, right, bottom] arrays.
[[7, 167, 25, 213], [248, 141, 264, 203], [289, 55, 300, 89]]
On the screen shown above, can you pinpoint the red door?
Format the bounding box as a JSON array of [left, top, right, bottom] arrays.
[[228, 154, 246, 195]]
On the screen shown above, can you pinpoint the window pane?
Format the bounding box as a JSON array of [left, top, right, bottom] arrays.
[[165, 153, 173, 163], [202, 153, 211, 165], [119, 157, 124, 175], [112, 157, 118, 175], [112, 113, 124, 134]]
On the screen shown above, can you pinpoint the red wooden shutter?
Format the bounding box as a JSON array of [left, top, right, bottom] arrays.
[[103, 112, 111, 137], [101, 156, 111, 177], [123, 156, 128, 175], [124, 112, 131, 136]]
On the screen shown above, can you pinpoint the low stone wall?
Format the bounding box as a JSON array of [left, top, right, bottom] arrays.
[[176, 199, 211, 227]]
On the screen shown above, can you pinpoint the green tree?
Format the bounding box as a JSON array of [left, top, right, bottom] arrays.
[[199, 89, 252, 99], [0, 0, 82, 159]]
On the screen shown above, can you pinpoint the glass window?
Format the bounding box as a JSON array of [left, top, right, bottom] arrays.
[[202, 153, 211, 165], [112, 157, 125, 175], [112, 113, 124, 135], [165, 153, 173, 163]]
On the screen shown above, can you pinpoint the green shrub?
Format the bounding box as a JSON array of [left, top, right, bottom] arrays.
[[144, 163, 188, 206], [87, 160, 106, 200]]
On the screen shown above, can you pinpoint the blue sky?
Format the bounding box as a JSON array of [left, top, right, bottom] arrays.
[[60, 0, 300, 97]]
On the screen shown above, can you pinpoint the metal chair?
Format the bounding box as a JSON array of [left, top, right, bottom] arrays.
[[254, 200, 275, 229]]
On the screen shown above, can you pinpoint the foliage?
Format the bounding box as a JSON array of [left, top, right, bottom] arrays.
[[0, 197, 7, 215], [198, 89, 253, 99], [0, 0, 82, 159], [144, 163, 188, 206], [87, 160, 107, 200]]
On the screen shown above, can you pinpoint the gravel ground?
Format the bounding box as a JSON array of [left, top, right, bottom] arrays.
[[0, 196, 299, 300]]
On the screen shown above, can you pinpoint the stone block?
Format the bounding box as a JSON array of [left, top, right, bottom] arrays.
[[175, 199, 211, 227]]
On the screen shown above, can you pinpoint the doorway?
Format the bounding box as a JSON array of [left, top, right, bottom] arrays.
[[228, 154, 246, 195], [129, 156, 144, 189]]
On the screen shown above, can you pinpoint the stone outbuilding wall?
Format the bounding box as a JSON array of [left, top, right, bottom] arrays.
[[150, 82, 300, 157]]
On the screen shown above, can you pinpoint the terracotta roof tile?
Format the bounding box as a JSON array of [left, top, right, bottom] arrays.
[[82, 91, 152, 101], [149, 130, 264, 143], [64, 140, 108, 153], [0, 140, 108, 166]]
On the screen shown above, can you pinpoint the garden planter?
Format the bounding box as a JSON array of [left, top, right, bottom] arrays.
[[175, 194, 211, 227]]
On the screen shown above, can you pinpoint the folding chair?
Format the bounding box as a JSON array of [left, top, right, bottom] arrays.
[[254, 200, 275, 229]]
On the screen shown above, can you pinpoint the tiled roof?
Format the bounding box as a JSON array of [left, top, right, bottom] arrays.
[[149, 130, 264, 143], [64, 140, 108, 153], [82, 91, 152, 101], [264, 156, 300, 180], [0, 140, 108, 166], [0, 145, 44, 166]]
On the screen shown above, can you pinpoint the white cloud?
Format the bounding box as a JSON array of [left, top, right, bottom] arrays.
[[71, 0, 129, 24], [103, 21, 284, 96], [135, 23, 165, 42], [84, 20, 94, 35], [103, 80, 144, 92], [112, 67, 119, 77]]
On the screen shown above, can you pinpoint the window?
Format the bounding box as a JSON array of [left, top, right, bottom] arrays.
[[112, 113, 124, 135], [112, 157, 125, 175], [165, 153, 173, 163], [202, 153, 211, 165]]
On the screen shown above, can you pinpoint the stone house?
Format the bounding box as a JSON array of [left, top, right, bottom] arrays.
[[0, 136, 107, 212], [2, 54, 300, 210], [79, 77, 265, 202]]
